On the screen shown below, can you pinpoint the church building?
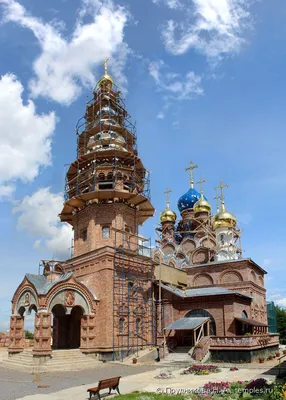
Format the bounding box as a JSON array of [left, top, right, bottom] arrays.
[[8, 63, 279, 365]]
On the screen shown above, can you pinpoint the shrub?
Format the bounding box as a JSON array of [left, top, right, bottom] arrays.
[[24, 330, 34, 340], [181, 364, 221, 375], [244, 378, 268, 391]]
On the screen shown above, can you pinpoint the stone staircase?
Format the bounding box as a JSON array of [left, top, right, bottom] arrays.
[[160, 346, 194, 366], [2, 349, 101, 373]]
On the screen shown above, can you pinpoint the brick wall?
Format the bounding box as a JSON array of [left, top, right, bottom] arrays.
[[65, 240, 155, 352], [160, 289, 252, 337], [72, 203, 138, 257], [0, 332, 33, 348], [186, 259, 267, 323]]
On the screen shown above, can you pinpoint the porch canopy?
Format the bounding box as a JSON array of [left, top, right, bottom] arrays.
[[235, 318, 268, 327], [164, 317, 209, 331], [235, 317, 268, 334]]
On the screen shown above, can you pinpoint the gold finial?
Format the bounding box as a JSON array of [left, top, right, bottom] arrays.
[[214, 180, 229, 203], [196, 178, 206, 195], [185, 161, 198, 188], [213, 192, 221, 213], [164, 188, 172, 208], [160, 188, 176, 223], [104, 57, 109, 75]]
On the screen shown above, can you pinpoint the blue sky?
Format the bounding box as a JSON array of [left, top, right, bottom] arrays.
[[0, 0, 286, 330]]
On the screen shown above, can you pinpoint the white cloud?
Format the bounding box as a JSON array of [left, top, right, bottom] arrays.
[[149, 60, 203, 100], [158, 0, 252, 61], [152, 0, 182, 9], [263, 259, 273, 267], [157, 112, 165, 119], [149, 60, 203, 118], [276, 298, 286, 308], [0, 74, 56, 198], [0, 0, 130, 105], [13, 188, 73, 260], [236, 213, 252, 225]]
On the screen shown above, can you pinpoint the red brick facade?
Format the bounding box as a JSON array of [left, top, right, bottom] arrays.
[[8, 67, 278, 364]]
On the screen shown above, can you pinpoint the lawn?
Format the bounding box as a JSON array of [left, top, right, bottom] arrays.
[[115, 378, 286, 400]]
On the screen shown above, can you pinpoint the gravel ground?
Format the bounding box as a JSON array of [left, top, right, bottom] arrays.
[[0, 364, 157, 400]]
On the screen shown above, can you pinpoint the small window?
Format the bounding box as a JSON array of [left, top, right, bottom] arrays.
[[136, 318, 141, 334], [82, 229, 87, 242], [119, 317, 124, 333], [102, 226, 110, 239], [128, 282, 134, 291], [125, 225, 131, 233]]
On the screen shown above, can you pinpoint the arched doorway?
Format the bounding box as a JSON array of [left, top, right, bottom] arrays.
[[18, 304, 37, 345], [185, 309, 216, 335], [52, 305, 84, 349]]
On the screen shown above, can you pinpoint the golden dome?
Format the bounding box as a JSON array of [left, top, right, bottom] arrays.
[[193, 195, 211, 214], [98, 74, 113, 89], [212, 202, 237, 230], [160, 205, 177, 223], [98, 58, 114, 89]]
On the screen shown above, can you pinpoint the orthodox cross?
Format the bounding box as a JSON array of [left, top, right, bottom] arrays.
[[104, 57, 109, 75], [164, 188, 172, 208], [213, 191, 221, 213], [214, 180, 229, 203], [196, 178, 206, 195], [185, 161, 198, 188]]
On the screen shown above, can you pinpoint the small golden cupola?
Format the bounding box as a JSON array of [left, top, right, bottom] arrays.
[[212, 181, 237, 229], [193, 178, 211, 214], [160, 188, 177, 223], [97, 57, 114, 90], [212, 202, 237, 229]]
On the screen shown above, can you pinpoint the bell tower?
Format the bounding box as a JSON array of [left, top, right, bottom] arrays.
[[60, 60, 155, 257]]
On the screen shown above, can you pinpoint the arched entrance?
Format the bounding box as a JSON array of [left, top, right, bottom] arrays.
[[185, 309, 216, 335], [18, 304, 37, 344], [52, 305, 84, 349]]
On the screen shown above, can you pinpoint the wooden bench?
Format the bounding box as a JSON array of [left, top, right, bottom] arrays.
[[87, 376, 121, 399]]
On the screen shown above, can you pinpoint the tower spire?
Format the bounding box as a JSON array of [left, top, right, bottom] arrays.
[[98, 57, 113, 89], [185, 161, 198, 188]]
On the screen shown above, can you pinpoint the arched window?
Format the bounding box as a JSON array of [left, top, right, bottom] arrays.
[[119, 318, 124, 333], [136, 318, 141, 334], [220, 234, 225, 245], [107, 172, 113, 181], [241, 310, 248, 319], [102, 226, 110, 239], [185, 309, 216, 335], [98, 173, 105, 182]]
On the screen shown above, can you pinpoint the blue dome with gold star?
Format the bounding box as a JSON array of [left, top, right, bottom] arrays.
[[178, 188, 203, 213]]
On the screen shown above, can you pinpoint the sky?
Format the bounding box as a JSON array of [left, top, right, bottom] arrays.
[[0, 0, 286, 330]]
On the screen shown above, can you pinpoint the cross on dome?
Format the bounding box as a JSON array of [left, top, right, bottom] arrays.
[[163, 188, 172, 208], [185, 161, 198, 188], [104, 57, 109, 75], [214, 180, 229, 203], [196, 178, 206, 195]]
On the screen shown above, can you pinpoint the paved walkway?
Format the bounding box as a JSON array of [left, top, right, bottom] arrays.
[[0, 364, 156, 400], [13, 364, 278, 400]]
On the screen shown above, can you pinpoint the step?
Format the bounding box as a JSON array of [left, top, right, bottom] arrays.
[[2, 349, 102, 373]]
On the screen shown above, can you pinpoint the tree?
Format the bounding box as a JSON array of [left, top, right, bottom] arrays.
[[275, 305, 286, 344], [24, 330, 34, 340]]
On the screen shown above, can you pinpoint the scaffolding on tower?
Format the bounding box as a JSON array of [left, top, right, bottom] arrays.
[[112, 227, 156, 361]]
